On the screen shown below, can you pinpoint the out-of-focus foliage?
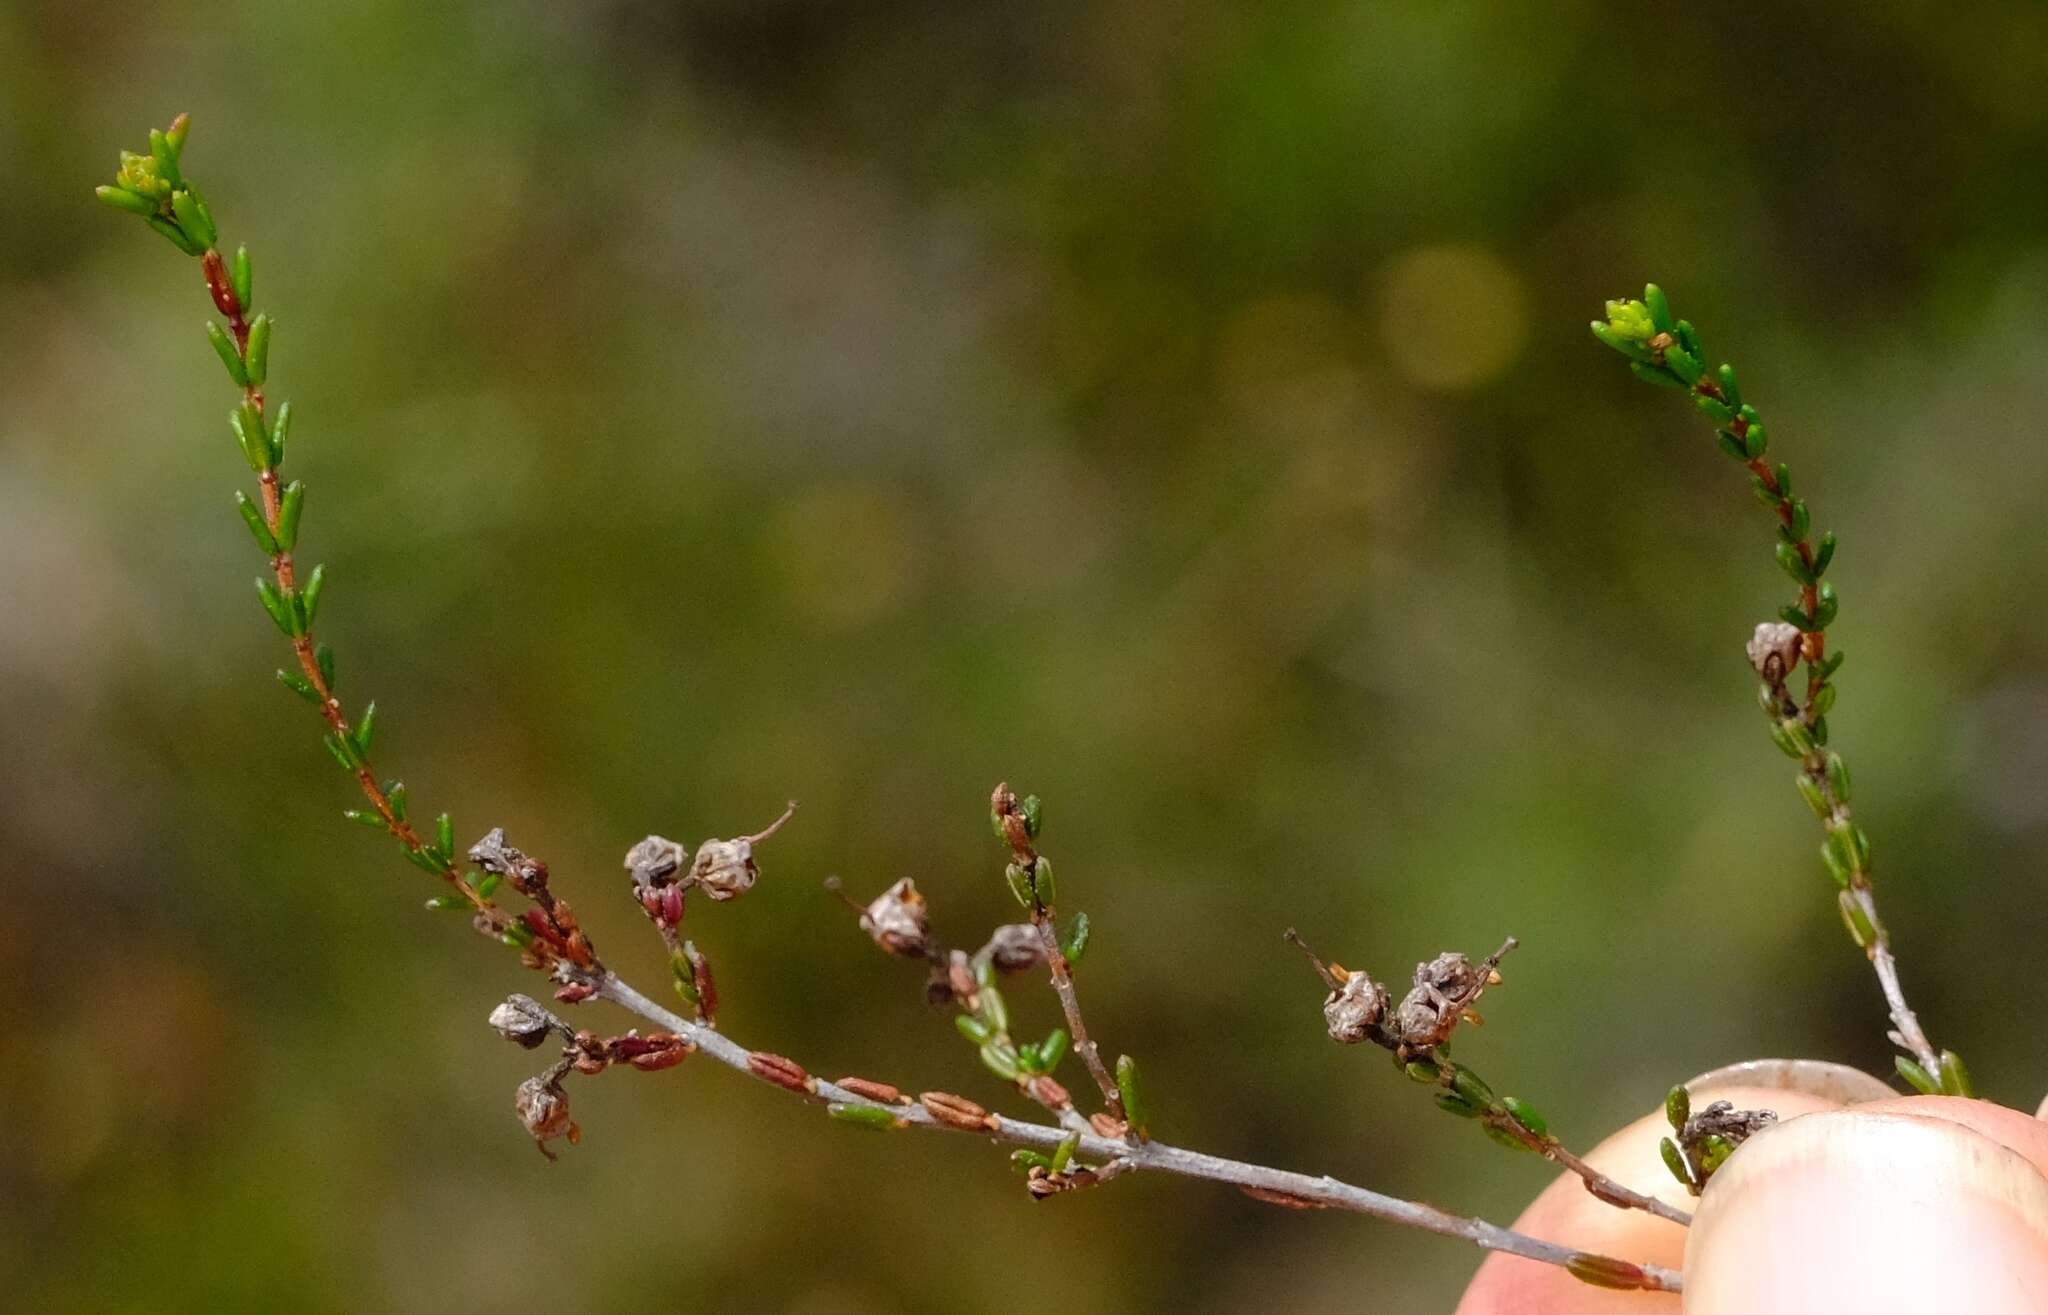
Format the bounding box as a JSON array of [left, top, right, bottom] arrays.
[[6, 2, 2048, 1310]]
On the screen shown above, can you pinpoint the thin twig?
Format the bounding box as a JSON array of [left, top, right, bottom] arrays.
[[589, 971, 1680, 1293]]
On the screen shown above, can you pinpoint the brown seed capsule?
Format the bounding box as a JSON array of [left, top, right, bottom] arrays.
[[858, 878, 931, 957], [919, 1090, 998, 1132], [514, 1076, 576, 1159], [836, 1077, 906, 1105], [1323, 971, 1389, 1044], [488, 994, 555, 1048], [981, 923, 1045, 975], [1025, 1167, 1064, 1199], [1747, 621, 1803, 682], [747, 1051, 814, 1094], [690, 838, 758, 901]]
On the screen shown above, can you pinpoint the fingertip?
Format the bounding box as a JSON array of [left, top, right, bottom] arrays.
[[1685, 1109, 2048, 1315]]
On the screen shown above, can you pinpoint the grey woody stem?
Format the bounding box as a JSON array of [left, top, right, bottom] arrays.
[[588, 970, 1681, 1294], [1031, 914, 1124, 1120]]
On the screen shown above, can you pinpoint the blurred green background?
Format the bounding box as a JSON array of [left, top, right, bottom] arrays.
[[7, 1, 2048, 1310]]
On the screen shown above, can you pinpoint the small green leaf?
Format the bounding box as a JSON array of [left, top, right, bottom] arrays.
[[269, 401, 292, 462], [1813, 531, 1837, 577], [406, 846, 449, 877], [235, 491, 277, 554], [322, 731, 359, 772], [1039, 1028, 1069, 1072], [476, 872, 503, 900], [207, 321, 249, 386], [979, 1040, 1021, 1081], [1895, 1055, 1940, 1095], [1404, 1059, 1443, 1084], [1642, 284, 1673, 333], [301, 564, 325, 626], [1675, 319, 1703, 359], [231, 244, 253, 309], [95, 184, 157, 216], [244, 314, 272, 388], [1742, 423, 1768, 459], [1787, 499, 1809, 539], [1116, 1054, 1150, 1135], [1030, 855, 1056, 905], [1778, 602, 1813, 629], [276, 481, 305, 552], [1795, 772, 1829, 819], [1003, 861, 1033, 908], [1665, 1084, 1690, 1131], [170, 188, 215, 248], [314, 642, 336, 688], [424, 891, 470, 911], [1482, 1122, 1534, 1153], [1812, 582, 1839, 629], [1010, 1149, 1054, 1174], [277, 668, 320, 704], [1662, 345, 1704, 386], [1590, 321, 1652, 362], [1776, 542, 1813, 586], [1695, 1134, 1735, 1178], [1938, 1050, 1974, 1098], [1659, 1137, 1696, 1192], [1628, 360, 1685, 389], [230, 406, 269, 471], [354, 702, 378, 756], [1695, 394, 1735, 424], [1050, 1132, 1079, 1174], [827, 1102, 901, 1130], [1716, 363, 1743, 408], [148, 128, 183, 187], [343, 808, 388, 830], [1500, 1095, 1548, 1139], [978, 982, 1009, 1034], [500, 917, 536, 946], [436, 812, 455, 857], [256, 578, 295, 635], [1837, 889, 1877, 949], [1715, 429, 1747, 462], [1825, 752, 1850, 803], [1449, 1064, 1496, 1110], [955, 1014, 992, 1045], [1019, 793, 1043, 837], [147, 214, 205, 256], [1060, 911, 1090, 965], [1811, 682, 1837, 717], [1820, 838, 1851, 888], [1434, 1091, 1484, 1119]]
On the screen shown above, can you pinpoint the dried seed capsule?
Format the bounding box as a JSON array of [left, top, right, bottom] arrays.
[[858, 878, 931, 957], [623, 834, 687, 889], [1322, 971, 1389, 1045], [514, 1076, 576, 1159], [981, 923, 1045, 975], [1747, 621, 1803, 680], [1565, 1255, 1650, 1291], [488, 994, 555, 1048]]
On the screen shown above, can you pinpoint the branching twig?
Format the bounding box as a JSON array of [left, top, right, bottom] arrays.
[[586, 971, 1681, 1293], [1593, 287, 1958, 1095]]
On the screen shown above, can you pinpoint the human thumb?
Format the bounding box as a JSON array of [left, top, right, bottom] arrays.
[[1684, 1097, 2048, 1314]]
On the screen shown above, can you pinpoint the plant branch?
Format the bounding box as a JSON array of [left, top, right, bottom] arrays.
[[1592, 287, 1952, 1090], [587, 970, 1681, 1293]]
